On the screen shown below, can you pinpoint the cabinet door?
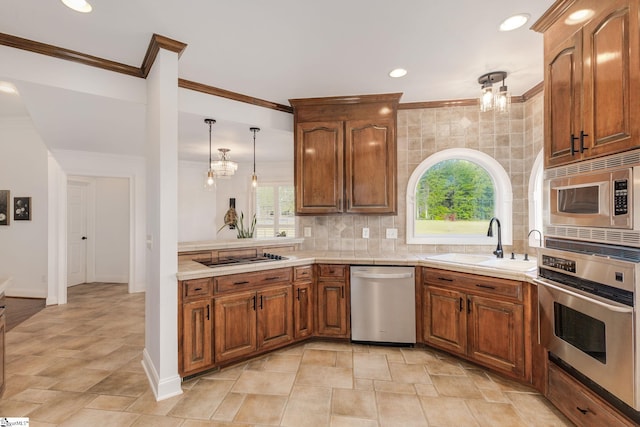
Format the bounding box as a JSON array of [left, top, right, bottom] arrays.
[[422, 285, 466, 355], [344, 119, 396, 214], [214, 291, 257, 363], [295, 121, 344, 214], [257, 285, 294, 351], [582, 1, 637, 158], [182, 299, 213, 374], [468, 295, 524, 377], [544, 31, 583, 168], [293, 282, 314, 339], [316, 281, 348, 337]]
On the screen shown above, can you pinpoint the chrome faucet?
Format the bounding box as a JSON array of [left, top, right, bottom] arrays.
[[528, 229, 543, 247], [487, 217, 503, 258]]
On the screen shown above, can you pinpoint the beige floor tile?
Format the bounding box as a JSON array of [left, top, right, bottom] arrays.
[[281, 385, 332, 427], [130, 414, 186, 427], [200, 363, 246, 381], [376, 391, 428, 427], [336, 350, 353, 368], [9, 388, 65, 404], [260, 354, 301, 372], [27, 391, 97, 424], [414, 383, 439, 397], [233, 393, 287, 425], [479, 387, 510, 403], [465, 400, 529, 427], [373, 380, 416, 394], [57, 408, 140, 427], [389, 362, 432, 384], [211, 392, 245, 421], [0, 399, 41, 417], [353, 353, 391, 381], [295, 365, 353, 389], [400, 348, 438, 364], [507, 392, 574, 426], [424, 357, 466, 376], [168, 379, 234, 419], [304, 341, 354, 352], [354, 378, 374, 390], [330, 415, 379, 427], [332, 388, 377, 419], [0, 374, 59, 399], [420, 396, 480, 426], [126, 389, 183, 415], [86, 371, 150, 397], [301, 349, 338, 366], [85, 394, 137, 411], [48, 368, 112, 392], [431, 375, 484, 399], [231, 369, 295, 395]]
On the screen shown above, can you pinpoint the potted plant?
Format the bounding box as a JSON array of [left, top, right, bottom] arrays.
[[235, 211, 256, 239]]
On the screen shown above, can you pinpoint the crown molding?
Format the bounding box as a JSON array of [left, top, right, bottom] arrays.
[[140, 34, 188, 78]]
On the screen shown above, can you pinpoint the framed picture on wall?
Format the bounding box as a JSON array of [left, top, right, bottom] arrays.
[[14, 196, 31, 221], [0, 190, 9, 226]]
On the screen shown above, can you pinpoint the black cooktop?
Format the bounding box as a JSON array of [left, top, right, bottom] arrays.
[[198, 253, 288, 268]]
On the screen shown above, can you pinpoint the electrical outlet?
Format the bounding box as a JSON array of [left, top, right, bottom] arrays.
[[386, 228, 398, 239], [304, 227, 312, 237], [362, 227, 370, 239]]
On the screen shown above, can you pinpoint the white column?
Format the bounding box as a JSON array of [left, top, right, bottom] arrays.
[[141, 47, 182, 400]]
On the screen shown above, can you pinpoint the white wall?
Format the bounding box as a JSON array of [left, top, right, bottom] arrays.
[[177, 160, 294, 242], [0, 117, 49, 298], [178, 161, 217, 242], [95, 177, 129, 282]]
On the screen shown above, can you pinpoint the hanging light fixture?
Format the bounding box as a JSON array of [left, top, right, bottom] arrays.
[[204, 118, 216, 190], [250, 127, 260, 188], [478, 71, 509, 114], [211, 148, 238, 179]]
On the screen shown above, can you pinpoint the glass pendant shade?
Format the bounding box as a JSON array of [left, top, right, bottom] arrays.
[[204, 118, 216, 190], [480, 85, 494, 112], [250, 127, 260, 188], [495, 85, 511, 114]]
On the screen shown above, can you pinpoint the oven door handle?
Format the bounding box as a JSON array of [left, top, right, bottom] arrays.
[[535, 279, 634, 314]]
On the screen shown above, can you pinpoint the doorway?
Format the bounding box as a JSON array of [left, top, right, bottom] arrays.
[[66, 176, 130, 289]]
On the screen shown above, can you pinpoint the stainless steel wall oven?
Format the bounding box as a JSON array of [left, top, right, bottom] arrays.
[[536, 238, 640, 421]]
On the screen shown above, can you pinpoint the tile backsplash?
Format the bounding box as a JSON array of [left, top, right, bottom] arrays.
[[299, 93, 544, 255]]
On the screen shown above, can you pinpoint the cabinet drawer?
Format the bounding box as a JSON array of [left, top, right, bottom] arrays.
[[423, 268, 522, 301], [548, 363, 635, 427], [318, 264, 347, 279], [182, 278, 213, 300], [214, 268, 292, 293], [294, 265, 313, 282]]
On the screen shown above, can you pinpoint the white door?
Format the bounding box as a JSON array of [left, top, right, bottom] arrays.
[[67, 183, 88, 286]]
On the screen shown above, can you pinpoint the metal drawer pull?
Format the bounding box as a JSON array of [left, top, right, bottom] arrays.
[[297, 288, 301, 300], [194, 287, 203, 291], [260, 295, 263, 309], [459, 297, 463, 312], [265, 276, 280, 281], [576, 407, 589, 415], [475, 284, 496, 290], [437, 277, 453, 282], [206, 304, 210, 320], [234, 281, 250, 285]]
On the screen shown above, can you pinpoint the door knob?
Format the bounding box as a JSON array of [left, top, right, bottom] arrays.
[[81, 236, 87, 240]]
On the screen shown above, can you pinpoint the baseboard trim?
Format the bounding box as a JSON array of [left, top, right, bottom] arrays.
[[4, 288, 47, 299], [141, 348, 183, 401]]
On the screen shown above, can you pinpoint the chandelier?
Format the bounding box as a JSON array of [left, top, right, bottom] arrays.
[[211, 148, 238, 179], [478, 71, 510, 114]]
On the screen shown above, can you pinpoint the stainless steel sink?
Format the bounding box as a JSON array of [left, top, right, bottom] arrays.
[[423, 253, 536, 272]]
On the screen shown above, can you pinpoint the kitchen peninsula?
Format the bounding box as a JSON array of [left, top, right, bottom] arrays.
[[177, 238, 542, 396]]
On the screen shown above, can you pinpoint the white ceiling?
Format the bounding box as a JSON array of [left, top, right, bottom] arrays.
[[0, 0, 554, 163]]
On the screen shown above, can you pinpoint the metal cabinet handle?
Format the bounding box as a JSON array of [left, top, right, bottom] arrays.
[[265, 277, 280, 281], [206, 304, 210, 320], [194, 287, 203, 291], [576, 407, 589, 415], [234, 280, 250, 285], [260, 295, 263, 309], [579, 131, 589, 153], [459, 297, 463, 312], [437, 277, 453, 282], [570, 134, 579, 155], [252, 295, 256, 311], [297, 288, 301, 301], [467, 298, 471, 314], [475, 284, 496, 290]]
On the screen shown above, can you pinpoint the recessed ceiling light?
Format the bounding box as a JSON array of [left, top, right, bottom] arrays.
[[0, 82, 18, 95], [565, 9, 594, 25], [389, 68, 407, 78], [499, 13, 530, 31], [61, 0, 93, 13]]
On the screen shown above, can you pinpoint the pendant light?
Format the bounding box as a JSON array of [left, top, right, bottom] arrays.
[[250, 127, 260, 188], [477, 71, 509, 114], [210, 148, 238, 178], [204, 118, 216, 190]]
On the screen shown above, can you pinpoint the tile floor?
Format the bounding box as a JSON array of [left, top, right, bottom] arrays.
[[0, 283, 574, 426]]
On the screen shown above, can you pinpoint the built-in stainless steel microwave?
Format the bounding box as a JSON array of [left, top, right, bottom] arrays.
[[548, 168, 634, 229]]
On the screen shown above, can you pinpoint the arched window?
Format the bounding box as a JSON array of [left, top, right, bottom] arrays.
[[406, 148, 513, 245]]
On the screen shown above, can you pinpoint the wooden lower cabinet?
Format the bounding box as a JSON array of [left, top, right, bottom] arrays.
[[316, 280, 349, 337], [215, 286, 293, 364], [548, 363, 636, 427], [293, 282, 313, 339], [422, 268, 527, 380], [182, 299, 213, 374]]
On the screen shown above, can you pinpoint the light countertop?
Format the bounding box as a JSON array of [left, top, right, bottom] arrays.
[[177, 251, 537, 282]]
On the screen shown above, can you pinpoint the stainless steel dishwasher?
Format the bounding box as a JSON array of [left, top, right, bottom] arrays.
[[350, 266, 416, 345]]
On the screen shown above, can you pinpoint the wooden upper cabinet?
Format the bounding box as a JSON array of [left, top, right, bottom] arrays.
[[534, 0, 639, 167], [345, 119, 396, 213], [295, 121, 344, 214], [290, 93, 401, 215]]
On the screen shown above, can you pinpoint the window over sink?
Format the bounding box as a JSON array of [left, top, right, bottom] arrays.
[[406, 148, 512, 245]]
